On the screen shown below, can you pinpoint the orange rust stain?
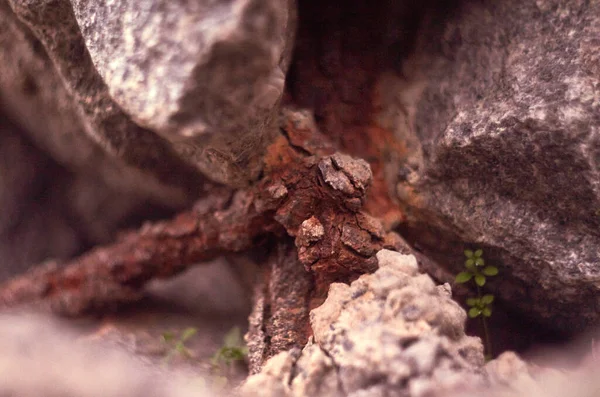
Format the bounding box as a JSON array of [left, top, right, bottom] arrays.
[[263, 134, 302, 173], [337, 121, 407, 230]]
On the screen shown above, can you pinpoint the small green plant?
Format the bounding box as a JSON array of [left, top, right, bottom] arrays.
[[161, 327, 198, 364], [455, 249, 498, 360], [211, 326, 248, 370]]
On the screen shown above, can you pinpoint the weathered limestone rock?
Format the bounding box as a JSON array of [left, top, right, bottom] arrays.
[[241, 250, 485, 397], [0, 0, 200, 201], [72, 0, 296, 184], [397, 0, 600, 333]]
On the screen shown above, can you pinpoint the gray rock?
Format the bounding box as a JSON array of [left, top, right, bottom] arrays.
[[0, 0, 295, 271], [0, 0, 199, 274], [0, 0, 198, 203], [5, 0, 296, 189], [396, 0, 600, 332], [6, 0, 210, 191], [241, 251, 485, 397], [71, 0, 295, 142]]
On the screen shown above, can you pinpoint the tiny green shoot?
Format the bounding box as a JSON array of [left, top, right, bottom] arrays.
[[161, 327, 198, 364], [211, 326, 248, 370], [456, 249, 498, 360]]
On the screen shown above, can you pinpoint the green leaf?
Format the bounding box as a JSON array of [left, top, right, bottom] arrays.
[[481, 294, 495, 304], [223, 327, 242, 347], [465, 258, 475, 267], [455, 272, 473, 283], [466, 297, 478, 306], [474, 249, 483, 257], [464, 249, 474, 258], [181, 327, 198, 342], [229, 347, 247, 360], [475, 274, 486, 286], [482, 266, 499, 276], [482, 307, 492, 317], [161, 331, 175, 343], [468, 307, 481, 318], [475, 257, 485, 266]]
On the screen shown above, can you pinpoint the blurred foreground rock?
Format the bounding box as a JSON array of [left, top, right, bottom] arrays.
[[242, 250, 600, 397], [0, 258, 253, 396], [242, 250, 485, 397], [0, 252, 598, 397], [0, 314, 217, 397]]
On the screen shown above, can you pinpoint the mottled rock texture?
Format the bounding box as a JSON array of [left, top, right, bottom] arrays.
[[72, 0, 295, 184], [397, 0, 600, 333], [0, 0, 295, 272], [72, 0, 295, 141], [5, 0, 210, 192], [0, 0, 195, 275], [242, 250, 485, 397], [6, 0, 295, 186]]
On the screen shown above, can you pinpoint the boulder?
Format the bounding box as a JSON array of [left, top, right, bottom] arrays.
[[396, 0, 600, 333], [4, 0, 210, 193], [0, 0, 194, 274], [71, 0, 295, 144], [0, 0, 295, 271], [6, 0, 295, 186]]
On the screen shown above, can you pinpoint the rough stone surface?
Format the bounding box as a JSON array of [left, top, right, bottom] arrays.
[[296, 216, 325, 247], [4, 0, 296, 190], [72, 0, 295, 142], [318, 154, 373, 198], [5, 0, 211, 191], [0, 0, 295, 271], [397, 0, 600, 333], [0, 0, 208, 274], [70, 0, 295, 185], [241, 250, 486, 397]]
